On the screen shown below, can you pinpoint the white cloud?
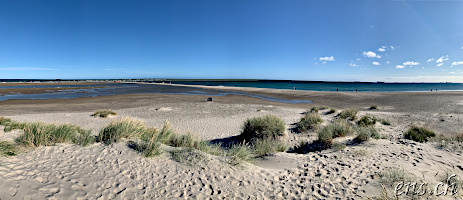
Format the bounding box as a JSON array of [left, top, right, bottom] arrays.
[[322, 61, 327, 64], [378, 46, 386, 52], [395, 65, 405, 69], [386, 61, 391, 64], [319, 56, 335, 61], [403, 61, 420, 66], [390, 46, 395, 50], [363, 51, 381, 58], [357, 58, 361, 61], [436, 63, 444, 67], [436, 55, 449, 63], [0, 67, 54, 71], [461, 46, 463, 50], [427, 58, 434, 62], [372, 61, 381, 66], [452, 61, 463, 67], [349, 63, 358, 67]]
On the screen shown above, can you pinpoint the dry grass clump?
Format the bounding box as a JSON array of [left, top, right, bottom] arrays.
[[339, 108, 358, 120], [240, 115, 286, 142], [98, 117, 146, 144], [358, 115, 377, 127], [432, 133, 463, 152], [226, 144, 255, 165], [91, 110, 117, 118], [403, 125, 435, 143], [378, 167, 415, 188], [253, 138, 288, 157], [294, 112, 323, 132]]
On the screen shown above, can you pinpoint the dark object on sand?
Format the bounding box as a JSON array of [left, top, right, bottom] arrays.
[[207, 97, 213, 102]]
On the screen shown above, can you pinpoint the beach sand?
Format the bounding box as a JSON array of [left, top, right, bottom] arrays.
[[1, 83, 463, 199]]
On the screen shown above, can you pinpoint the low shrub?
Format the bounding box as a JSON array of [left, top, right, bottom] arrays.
[[240, 115, 286, 142], [138, 128, 162, 157], [404, 125, 436, 143], [98, 118, 146, 144], [294, 112, 323, 132], [358, 115, 377, 127], [91, 110, 117, 118], [339, 108, 358, 121], [309, 106, 319, 113], [74, 129, 96, 147], [354, 126, 379, 143], [380, 119, 391, 126], [317, 120, 354, 148], [227, 143, 254, 164]]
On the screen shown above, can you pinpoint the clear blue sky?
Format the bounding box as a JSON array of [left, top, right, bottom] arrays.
[[1, 0, 462, 82]]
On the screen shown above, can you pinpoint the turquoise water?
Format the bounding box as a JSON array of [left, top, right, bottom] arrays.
[[169, 81, 463, 92]]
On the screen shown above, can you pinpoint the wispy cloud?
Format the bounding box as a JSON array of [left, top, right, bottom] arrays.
[[372, 61, 381, 66], [427, 58, 434, 62], [390, 46, 395, 50], [395, 65, 405, 69], [452, 61, 463, 67], [363, 51, 381, 58], [0, 67, 55, 71], [349, 63, 358, 67], [403, 61, 420, 66], [377, 46, 386, 52], [437, 63, 444, 67], [319, 56, 335, 61], [386, 61, 391, 64], [436, 55, 449, 63]]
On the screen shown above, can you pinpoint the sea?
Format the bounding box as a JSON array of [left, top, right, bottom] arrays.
[[1, 79, 462, 103]]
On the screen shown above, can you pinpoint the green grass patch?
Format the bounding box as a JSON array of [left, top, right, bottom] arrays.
[[294, 112, 323, 132], [357, 115, 377, 127], [380, 119, 391, 126], [15, 122, 86, 147], [240, 115, 286, 142], [354, 126, 380, 143], [339, 108, 358, 121], [404, 125, 436, 143], [91, 110, 117, 118], [226, 143, 254, 165], [253, 138, 288, 157], [0, 141, 17, 156], [98, 118, 146, 145], [317, 120, 354, 148]]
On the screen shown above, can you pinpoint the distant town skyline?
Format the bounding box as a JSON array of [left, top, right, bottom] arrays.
[[1, 0, 462, 82]]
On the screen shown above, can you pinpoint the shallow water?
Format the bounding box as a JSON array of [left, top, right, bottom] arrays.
[[0, 83, 313, 104]]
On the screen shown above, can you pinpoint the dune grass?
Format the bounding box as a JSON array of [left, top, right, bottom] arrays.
[[98, 117, 146, 144], [403, 125, 435, 143], [326, 108, 336, 115], [339, 108, 358, 121], [358, 115, 377, 127], [0, 141, 17, 156], [317, 120, 354, 148], [91, 110, 117, 118], [226, 143, 255, 165], [15, 122, 88, 147], [240, 115, 286, 142], [353, 126, 380, 143], [253, 138, 288, 157], [294, 112, 323, 132]]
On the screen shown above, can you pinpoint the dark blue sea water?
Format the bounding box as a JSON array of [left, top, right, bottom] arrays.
[[169, 80, 463, 92]]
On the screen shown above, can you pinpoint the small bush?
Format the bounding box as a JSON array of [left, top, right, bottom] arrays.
[[358, 115, 377, 127], [0, 117, 12, 126], [318, 127, 334, 148], [310, 106, 319, 113], [404, 125, 436, 143], [138, 128, 163, 157], [354, 126, 379, 143], [378, 167, 414, 187], [326, 108, 336, 115], [91, 110, 117, 118], [98, 118, 146, 145], [294, 112, 323, 132], [339, 108, 358, 120], [240, 115, 286, 142]]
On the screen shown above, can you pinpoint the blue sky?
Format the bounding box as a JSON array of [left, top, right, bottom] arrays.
[[1, 0, 462, 82]]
